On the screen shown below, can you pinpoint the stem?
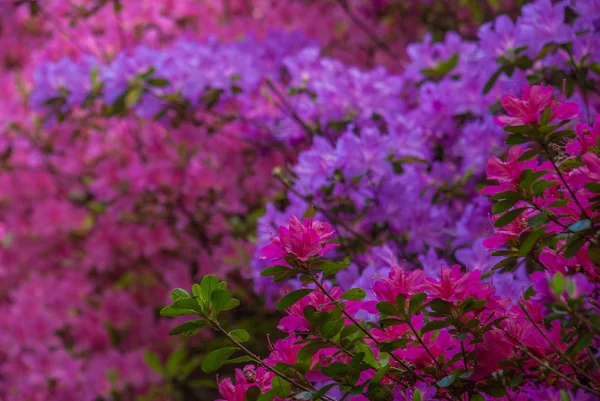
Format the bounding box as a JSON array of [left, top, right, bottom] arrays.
[[306, 274, 463, 401], [520, 346, 600, 397], [519, 302, 599, 386], [541, 143, 591, 222], [211, 318, 338, 401]]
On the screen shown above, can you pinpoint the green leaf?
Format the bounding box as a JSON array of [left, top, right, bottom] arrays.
[[560, 158, 584, 170], [505, 133, 530, 144], [315, 258, 351, 278], [341, 288, 367, 300], [517, 148, 540, 161], [494, 208, 527, 228], [552, 273, 565, 295], [564, 237, 585, 258], [483, 66, 504, 94], [437, 375, 456, 388], [518, 229, 546, 256], [172, 298, 202, 313], [192, 283, 202, 299], [566, 333, 592, 357], [169, 320, 209, 336], [245, 387, 261, 401], [223, 356, 254, 366], [160, 305, 196, 317], [322, 318, 344, 338], [428, 299, 452, 314], [200, 275, 219, 303], [376, 301, 399, 317], [148, 78, 170, 87], [276, 289, 314, 311], [413, 388, 423, 401], [409, 292, 427, 314], [585, 182, 600, 193], [171, 288, 191, 301], [470, 393, 486, 401], [588, 246, 600, 265], [201, 347, 238, 373], [229, 329, 250, 343], [223, 298, 240, 311], [211, 289, 231, 315], [492, 198, 519, 214], [532, 180, 557, 196], [528, 212, 548, 227], [523, 286, 536, 300], [261, 265, 290, 277], [491, 257, 518, 271], [144, 350, 163, 374], [322, 362, 351, 378], [313, 383, 337, 400], [480, 383, 506, 397], [421, 320, 450, 333], [540, 107, 552, 125]]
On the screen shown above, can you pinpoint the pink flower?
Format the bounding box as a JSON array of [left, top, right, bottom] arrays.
[[261, 216, 338, 262], [494, 85, 579, 127], [217, 365, 273, 401], [372, 266, 425, 303]]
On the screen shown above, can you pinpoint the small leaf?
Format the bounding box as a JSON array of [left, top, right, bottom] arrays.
[[376, 301, 399, 317], [494, 208, 527, 228], [171, 288, 191, 301], [341, 288, 367, 300], [276, 289, 314, 311], [148, 78, 170, 87], [437, 375, 456, 388], [211, 289, 231, 315], [169, 320, 209, 336], [200, 275, 219, 303], [202, 347, 238, 373], [528, 212, 548, 227], [261, 265, 290, 277], [230, 329, 250, 343], [566, 333, 592, 357], [518, 228, 546, 256], [421, 320, 450, 333], [409, 292, 427, 314], [144, 350, 163, 374], [224, 356, 255, 365], [492, 198, 519, 214]]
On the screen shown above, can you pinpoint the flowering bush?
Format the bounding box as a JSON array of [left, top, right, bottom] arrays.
[[1, 0, 600, 401]]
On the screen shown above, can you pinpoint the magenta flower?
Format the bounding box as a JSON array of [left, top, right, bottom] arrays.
[[261, 216, 338, 262], [494, 85, 579, 127]]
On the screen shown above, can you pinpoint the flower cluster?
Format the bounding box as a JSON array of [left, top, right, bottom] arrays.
[[165, 213, 600, 401], [1, 0, 599, 400]]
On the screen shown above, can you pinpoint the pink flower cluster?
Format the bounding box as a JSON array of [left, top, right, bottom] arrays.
[[212, 214, 600, 401]]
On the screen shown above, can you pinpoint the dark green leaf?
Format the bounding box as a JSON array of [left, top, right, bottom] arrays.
[[566, 333, 592, 357], [376, 301, 399, 316], [202, 347, 238, 373], [437, 375, 456, 388], [341, 288, 367, 300], [518, 229, 546, 256], [171, 288, 191, 301], [211, 289, 231, 315], [200, 275, 219, 303], [230, 329, 250, 343], [144, 350, 163, 374], [409, 292, 427, 314], [169, 320, 209, 336], [276, 289, 314, 311], [421, 320, 450, 333], [494, 208, 527, 228]]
